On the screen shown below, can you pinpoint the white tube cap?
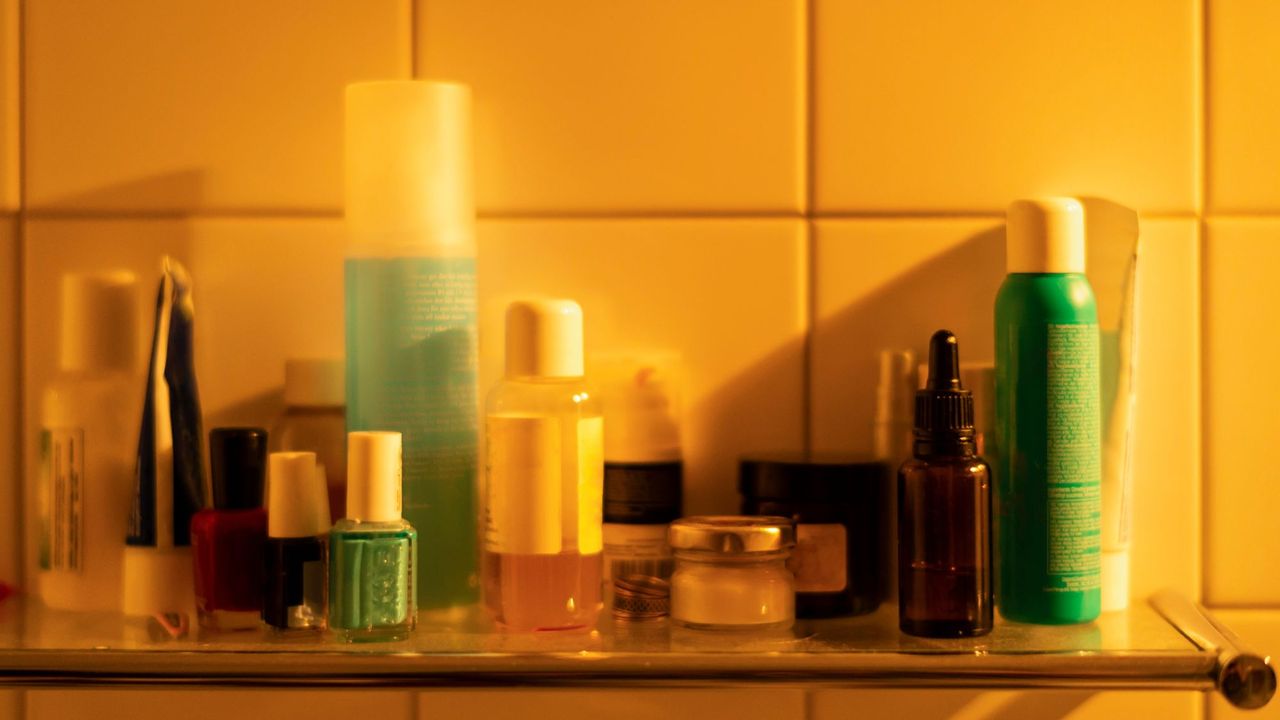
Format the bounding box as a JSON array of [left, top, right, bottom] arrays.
[[284, 358, 344, 407], [1006, 197, 1086, 274], [1101, 549, 1130, 612], [504, 299, 585, 379], [345, 80, 473, 252], [60, 271, 138, 373], [268, 452, 331, 538], [346, 431, 402, 522]]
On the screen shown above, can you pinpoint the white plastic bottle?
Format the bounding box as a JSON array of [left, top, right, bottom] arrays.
[[597, 354, 682, 591], [483, 300, 604, 631], [37, 272, 141, 611]]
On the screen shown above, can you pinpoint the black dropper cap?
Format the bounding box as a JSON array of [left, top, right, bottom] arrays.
[[914, 330, 975, 454], [208, 427, 268, 510]]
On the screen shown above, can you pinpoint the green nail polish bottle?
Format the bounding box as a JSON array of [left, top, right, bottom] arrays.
[[329, 431, 418, 642]]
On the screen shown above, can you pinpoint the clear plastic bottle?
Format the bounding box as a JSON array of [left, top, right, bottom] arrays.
[[483, 300, 603, 632], [275, 358, 346, 521], [37, 272, 141, 612]]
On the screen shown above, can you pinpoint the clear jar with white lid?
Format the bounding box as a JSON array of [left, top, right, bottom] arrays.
[[668, 516, 796, 630]]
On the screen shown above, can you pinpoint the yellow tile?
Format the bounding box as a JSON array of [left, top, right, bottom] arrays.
[[1207, 0, 1280, 212], [1204, 220, 1280, 605], [0, 0, 16, 211], [22, 218, 345, 582], [26, 690, 412, 720], [810, 218, 1007, 456], [0, 217, 15, 588], [1208, 609, 1280, 719], [1128, 220, 1201, 602], [811, 689, 1201, 720], [814, 1, 1198, 214], [24, 0, 411, 213], [477, 219, 807, 513], [417, 0, 804, 214], [418, 689, 805, 720], [811, 218, 1200, 602]]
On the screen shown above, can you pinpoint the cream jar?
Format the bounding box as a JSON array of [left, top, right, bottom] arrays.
[[668, 516, 796, 630]]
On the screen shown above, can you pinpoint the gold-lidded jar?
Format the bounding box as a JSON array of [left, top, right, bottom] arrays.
[[667, 516, 796, 630]]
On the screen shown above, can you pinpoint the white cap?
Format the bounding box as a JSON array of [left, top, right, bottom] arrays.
[[284, 358, 344, 407], [596, 353, 681, 462], [504, 299, 585, 379], [1101, 549, 1131, 612], [268, 452, 331, 538], [345, 81, 473, 253], [1006, 197, 1086, 274], [346, 431, 402, 522], [60, 271, 138, 373]]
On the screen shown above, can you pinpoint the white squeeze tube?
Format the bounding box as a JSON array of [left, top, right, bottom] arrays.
[[1083, 201, 1140, 613]]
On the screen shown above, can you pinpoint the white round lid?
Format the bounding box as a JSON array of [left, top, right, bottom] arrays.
[[1006, 197, 1086, 274], [504, 299, 585, 379], [268, 451, 331, 538], [346, 431, 402, 522]]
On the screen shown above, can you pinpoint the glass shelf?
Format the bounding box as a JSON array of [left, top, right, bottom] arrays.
[[0, 591, 1272, 709]]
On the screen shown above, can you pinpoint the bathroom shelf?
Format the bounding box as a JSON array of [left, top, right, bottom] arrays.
[[0, 591, 1271, 709]]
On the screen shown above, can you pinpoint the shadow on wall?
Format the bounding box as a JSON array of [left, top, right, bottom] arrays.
[[693, 333, 806, 515], [29, 170, 206, 214], [812, 226, 1006, 455]]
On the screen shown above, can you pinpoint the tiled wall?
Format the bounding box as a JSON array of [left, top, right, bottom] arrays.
[[0, 1, 1275, 718]]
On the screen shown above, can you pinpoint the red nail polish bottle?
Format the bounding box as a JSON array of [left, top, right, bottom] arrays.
[[192, 427, 268, 631]]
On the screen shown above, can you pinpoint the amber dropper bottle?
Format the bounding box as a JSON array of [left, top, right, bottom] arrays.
[[898, 330, 993, 638]]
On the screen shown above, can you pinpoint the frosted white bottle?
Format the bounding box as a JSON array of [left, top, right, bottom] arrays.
[[38, 273, 141, 611]]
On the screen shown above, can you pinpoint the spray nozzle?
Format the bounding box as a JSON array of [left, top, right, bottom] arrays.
[[926, 329, 963, 392]]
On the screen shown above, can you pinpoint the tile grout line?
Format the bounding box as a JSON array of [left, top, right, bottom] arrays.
[[408, 0, 418, 78], [19, 210, 1272, 224], [14, 0, 27, 603], [801, 0, 815, 452], [1197, 0, 1211, 607], [1199, 220, 1212, 607]]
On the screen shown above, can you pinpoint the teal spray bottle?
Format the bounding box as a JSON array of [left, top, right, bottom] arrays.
[[344, 81, 479, 609]]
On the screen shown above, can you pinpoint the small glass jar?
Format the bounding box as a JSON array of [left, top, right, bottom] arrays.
[[668, 516, 796, 630]]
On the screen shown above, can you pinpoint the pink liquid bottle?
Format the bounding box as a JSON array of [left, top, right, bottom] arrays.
[[482, 300, 603, 632]]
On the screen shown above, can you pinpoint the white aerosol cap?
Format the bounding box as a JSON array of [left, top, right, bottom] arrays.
[[346, 431, 402, 522], [268, 452, 331, 538], [504, 299, 585, 379], [1006, 197, 1086, 274]]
